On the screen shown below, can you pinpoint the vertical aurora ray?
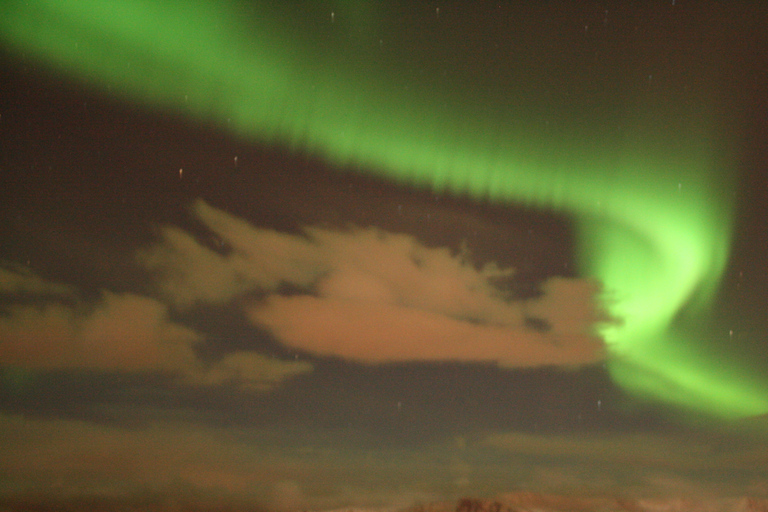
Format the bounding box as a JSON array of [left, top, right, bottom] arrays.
[[2, 0, 765, 418]]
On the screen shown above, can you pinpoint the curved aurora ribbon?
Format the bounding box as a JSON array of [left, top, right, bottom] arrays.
[[1, 0, 765, 418]]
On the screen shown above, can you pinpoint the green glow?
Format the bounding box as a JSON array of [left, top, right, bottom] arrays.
[[2, 1, 765, 418]]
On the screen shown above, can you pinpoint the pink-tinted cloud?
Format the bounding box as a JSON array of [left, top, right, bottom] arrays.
[[248, 295, 601, 366], [0, 414, 442, 510], [0, 265, 74, 296], [2, 413, 765, 509], [0, 273, 311, 390], [137, 200, 324, 307], [0, 292, 200, 372], [481, 429, 768, 473], [184, 351, 311, 391], [141, 200, 608, 367], [0, 413, 277, 501]]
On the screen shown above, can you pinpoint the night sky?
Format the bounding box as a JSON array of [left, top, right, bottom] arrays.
[[1, 2, 768, 510]]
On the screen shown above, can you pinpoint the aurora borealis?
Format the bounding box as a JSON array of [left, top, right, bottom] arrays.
[[1, 1, 768, 509], [2, 0, 763, 417]]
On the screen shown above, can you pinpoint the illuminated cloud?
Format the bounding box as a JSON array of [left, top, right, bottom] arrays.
[[142, 200, 607, 367], [0, 413, 440, 510], [248, 295, 601, 366], [0, 413, 274, 500], [474, 426, 768, 499], [0, 269, 310, 390], [1, 412, 764, 508], [138, 201, 323, 306], [184, 351, 311, 391], [481, 429, 768, 473], [0, 292, 200, 372], [0, 264, 74, 296]]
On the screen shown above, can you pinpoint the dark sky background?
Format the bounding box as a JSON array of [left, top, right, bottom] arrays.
[[1, 2, 768, 511]]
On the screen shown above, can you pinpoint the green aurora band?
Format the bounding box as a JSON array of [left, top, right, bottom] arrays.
[[2, 1, 766, 418]]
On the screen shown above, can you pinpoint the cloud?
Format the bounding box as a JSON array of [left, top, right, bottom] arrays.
[[0, 413, 276, 501], [0, 411, 765, 508], [184, 351, 311, 391], [140, 200, 608, 367], [247, 295, 600, 366], [0, 269, 310, 390], [0, 413, 442, 510], [0, 292, 200, 372], [137, 200, 324, 306], [481, 429, 768, 473], [472, 428, 768, 499], [0, 264, 74, 296]]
